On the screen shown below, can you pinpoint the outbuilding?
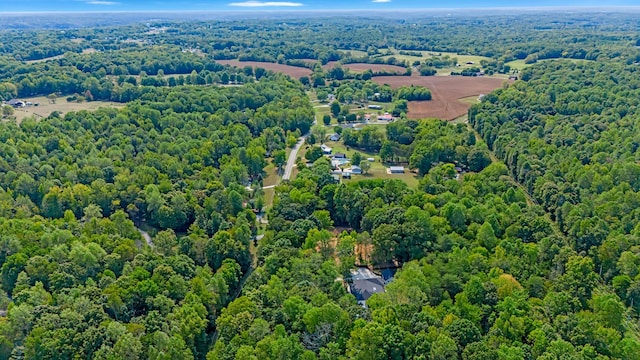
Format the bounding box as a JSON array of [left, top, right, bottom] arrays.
[[389, 166, 405, 174]]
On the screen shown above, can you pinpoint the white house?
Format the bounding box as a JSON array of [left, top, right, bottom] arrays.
[[321, 144, 332, 154]]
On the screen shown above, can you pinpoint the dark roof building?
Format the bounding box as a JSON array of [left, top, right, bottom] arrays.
[[349, 267, 386, 306], [6, 99, 25, 108], [333, 152, 347, 159]]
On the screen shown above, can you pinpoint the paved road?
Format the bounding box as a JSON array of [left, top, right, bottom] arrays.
[[282, 136, 306, 181], [282, 117, 316, 181], [137, 228, 154, 247]]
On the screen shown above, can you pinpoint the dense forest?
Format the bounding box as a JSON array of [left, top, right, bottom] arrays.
[[0, 10, 639, 360]]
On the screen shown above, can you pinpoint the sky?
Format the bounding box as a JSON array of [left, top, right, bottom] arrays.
[[3, 0, 640, 12]]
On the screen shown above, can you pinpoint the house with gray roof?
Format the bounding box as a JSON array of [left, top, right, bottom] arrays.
[[348, 267, 386, 306]]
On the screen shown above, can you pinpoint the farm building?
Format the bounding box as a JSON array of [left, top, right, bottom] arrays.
[[389, 166, 405, 174]]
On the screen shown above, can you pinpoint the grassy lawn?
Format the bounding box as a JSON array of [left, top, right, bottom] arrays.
[[436, 52, 491, 65], [505, 59, 528, 71], [338, 49, 368, 57], [505, 57, 594, 71], [263, 164, 280, 187], [263, 187, 275, 208], [10, 96, 125, 123], [450, 115, 468, 124], [459, 95, 481, 105], [320, 132, 422, 188], [314, 105, 332, 123], [343, 160, 421, 188]]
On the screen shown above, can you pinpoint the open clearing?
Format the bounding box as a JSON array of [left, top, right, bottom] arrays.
[[505, 57, 594, 71], [8, 96, 125, 123], [323, 62, 407, 74], [214, 60, 312, 78], [322, 140, 419, 187], [373, 76, 508, 120], [25, 48, 98, 64]]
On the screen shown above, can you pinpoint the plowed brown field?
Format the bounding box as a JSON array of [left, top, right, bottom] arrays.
[[373, 76, 509, 120], [215, 60, 312, 78]]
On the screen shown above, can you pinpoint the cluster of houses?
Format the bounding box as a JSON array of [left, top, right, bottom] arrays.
[[320, 140, 364, 181]]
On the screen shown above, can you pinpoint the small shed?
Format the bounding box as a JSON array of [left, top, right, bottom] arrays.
[[389, 166, 405, 174]]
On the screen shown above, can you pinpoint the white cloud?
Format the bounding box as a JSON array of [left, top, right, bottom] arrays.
[[87, 1, 119, 4], [372, 0, 391, 2], [229, 1, 304, 6]]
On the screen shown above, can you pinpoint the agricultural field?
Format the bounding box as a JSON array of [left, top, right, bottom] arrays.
[[6, 95, 125, 123], [505, 57, 594, 71], [337, 49, 368, 57], [214, 59, 312, 78], [323, 62, 407, 74], [379, 49, 493, 74], [373, 75, 508, 120]]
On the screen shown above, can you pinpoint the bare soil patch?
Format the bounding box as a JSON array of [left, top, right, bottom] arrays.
[[215, 60, 312, 78], [373, 76, 509, 120]]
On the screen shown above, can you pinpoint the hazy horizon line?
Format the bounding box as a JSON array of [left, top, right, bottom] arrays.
[[2, 5, 640, 15]]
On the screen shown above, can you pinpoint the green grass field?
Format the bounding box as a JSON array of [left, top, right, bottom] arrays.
[[505, 57, 594, 71], [263, 164, 280, 187], [338, 49, 368, 57], [377, 49, 493, 76], [342, 160, 420, 188]]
